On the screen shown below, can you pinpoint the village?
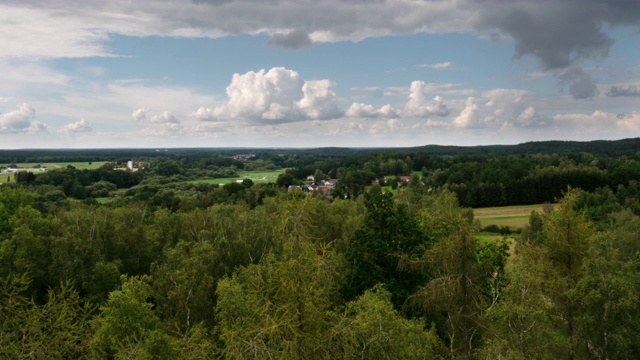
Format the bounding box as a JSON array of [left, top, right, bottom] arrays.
[[288, 174, 415, 197]]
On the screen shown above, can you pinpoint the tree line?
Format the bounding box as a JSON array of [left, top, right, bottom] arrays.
[[277, 151, 640, 208], [8, 139, 640, 210]]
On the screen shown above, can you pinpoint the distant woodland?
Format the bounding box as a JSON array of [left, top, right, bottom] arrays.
[[2, 138, 640, 359]]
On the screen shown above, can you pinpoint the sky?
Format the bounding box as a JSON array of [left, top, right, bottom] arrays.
[[1, 0, 640, 149]]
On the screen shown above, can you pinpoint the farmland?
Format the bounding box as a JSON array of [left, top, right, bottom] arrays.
[[473, 203, 553, 229], [186, 169, 285, 185]]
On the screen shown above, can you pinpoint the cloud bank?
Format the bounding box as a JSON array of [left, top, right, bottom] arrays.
[[606, 84, 640, 97], [3, 1, 637, 66], [2, 0, 637, 101]]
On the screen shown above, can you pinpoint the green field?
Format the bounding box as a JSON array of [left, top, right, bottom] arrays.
[[0, 161, 106, 171], [473, 203, 554, 229], [44, 162, 107, 170], [187, 170, 285, 185]]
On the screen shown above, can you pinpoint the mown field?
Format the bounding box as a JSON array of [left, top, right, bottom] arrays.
[[473, 203, 553, 229], [187, 169, 285, 185]]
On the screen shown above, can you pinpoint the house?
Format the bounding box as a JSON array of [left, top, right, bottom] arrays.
[[232, 153, 255, 160], [125, 160, 140, 172], [288, 178, 339, 198]]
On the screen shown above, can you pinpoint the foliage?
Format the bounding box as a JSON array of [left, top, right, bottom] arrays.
[[215, 197, 339, 359], [341, 285, 446, 359], [2, 144, 640, 358], [90, 275, 175, 358], [0, 276, 93, 358]]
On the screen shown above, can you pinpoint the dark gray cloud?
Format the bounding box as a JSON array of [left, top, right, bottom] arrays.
[[268, 30, 312, 48], [559, 66, 600, 99], [602, 0, 640, 24], [606, 84, 640, 97], [189, 0, 232, 4], [470, 0, 640, 99], [472, 1, 611, 70]]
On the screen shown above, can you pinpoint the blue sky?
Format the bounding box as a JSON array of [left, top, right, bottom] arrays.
[[1, 0, 640, 148]]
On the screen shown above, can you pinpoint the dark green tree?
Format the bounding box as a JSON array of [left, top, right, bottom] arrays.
[[341, 189, 428, 309], [154, 159, 185, 177], [276, 172, 294, 188]]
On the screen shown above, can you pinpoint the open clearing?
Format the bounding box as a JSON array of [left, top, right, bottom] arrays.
[[474, 203, 554, 229], [187, 169, 285, 185]]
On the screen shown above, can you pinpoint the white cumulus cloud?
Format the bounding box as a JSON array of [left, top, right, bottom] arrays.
[[132, 108, 149, 123], [552, 110, 640, 132], [26, 121, 50, 134], [403, 81, 450, 117], [200, 67, 342, 124], [370, 118, 403, 134], [150, 111, 178, 124], [141, 122, 185, 137], [131, 108, 184, 137], [62, 119, 92, 132], [482, 89, 550, 128], [298, 79, 343, 120], [452, 97, 480, 128], [190, 107, 225, 122], [346, 103, 398, 118], [445, 89, 550, 129], [516, 106, 548, 128], [0, 103, 37, 132]]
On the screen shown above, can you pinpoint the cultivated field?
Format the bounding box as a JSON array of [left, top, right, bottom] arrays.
[[187, 169, 285, 185], [473, 203, 554, 229]]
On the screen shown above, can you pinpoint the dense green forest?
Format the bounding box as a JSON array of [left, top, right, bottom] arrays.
[[2, 139, 640, 358]]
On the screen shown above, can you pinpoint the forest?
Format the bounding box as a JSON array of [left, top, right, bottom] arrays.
[[2, 138, 640, 359]]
